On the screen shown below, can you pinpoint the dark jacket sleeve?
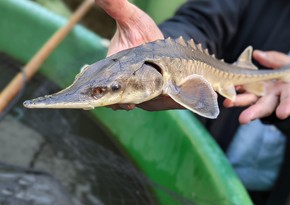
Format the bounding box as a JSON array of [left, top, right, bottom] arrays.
[[159, 0, 248, 58]]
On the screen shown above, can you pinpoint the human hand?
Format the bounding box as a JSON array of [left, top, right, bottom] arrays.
[[223, 50, 290, 124], [95, 0, 164, 56], [95, 0, 170, 111]]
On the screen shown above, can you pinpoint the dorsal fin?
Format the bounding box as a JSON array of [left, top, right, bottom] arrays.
[[234, 46, 258, 70]]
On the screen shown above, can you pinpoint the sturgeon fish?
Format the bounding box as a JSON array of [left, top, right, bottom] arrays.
[[23, 37, 290, 118]]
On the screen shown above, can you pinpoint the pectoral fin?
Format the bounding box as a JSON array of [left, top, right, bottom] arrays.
[[166, 74, 219, 119]]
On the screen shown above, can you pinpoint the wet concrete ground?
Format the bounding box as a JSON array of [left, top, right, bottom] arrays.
[[0, 113, 154, 205], [0, 115, 73, 205], [0, 116, 44, 167]]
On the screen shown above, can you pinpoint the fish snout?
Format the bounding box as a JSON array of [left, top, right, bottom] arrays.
[[23, 95, 53, 108]]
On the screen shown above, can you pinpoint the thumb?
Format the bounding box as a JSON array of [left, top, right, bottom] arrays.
[[253, 50, 290, 69]]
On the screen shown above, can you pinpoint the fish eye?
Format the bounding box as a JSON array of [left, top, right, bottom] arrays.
[[91, 87, 107, 99], [111, 83, 121, 92]]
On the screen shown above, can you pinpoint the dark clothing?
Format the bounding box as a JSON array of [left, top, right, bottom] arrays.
[[160, 0, 290, 60], [159, 0, 290, 204]]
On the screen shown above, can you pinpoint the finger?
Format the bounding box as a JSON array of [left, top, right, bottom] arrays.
[[106, 104, 125, 110], [253, 50, 290, 69], [106, 104, 122, 110], [223, 93, 258, 108], [276, 87, 290, 119], [119, 103, 136, 110], [137, 96, 183, 111], [238, 94, 279, 124], [106, 103, 136, 110]]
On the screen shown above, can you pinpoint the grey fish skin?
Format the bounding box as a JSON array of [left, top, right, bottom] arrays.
[[23, 37, 290, 119]]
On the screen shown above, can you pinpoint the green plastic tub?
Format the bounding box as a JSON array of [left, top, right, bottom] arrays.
[[0, 0, 252, 204], [133, 0, 186, 23]]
